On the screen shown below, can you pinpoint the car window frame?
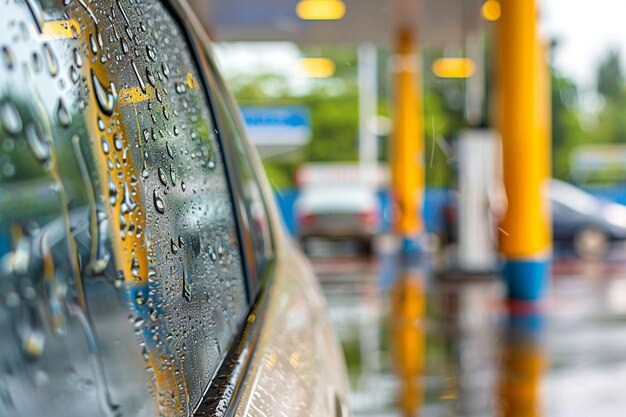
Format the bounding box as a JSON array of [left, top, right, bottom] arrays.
[[157, 1, 276, 415], [203, 56, 276, 296]]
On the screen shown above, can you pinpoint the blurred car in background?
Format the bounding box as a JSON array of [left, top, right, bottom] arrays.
[[296, 184, 380, 253], [551, 179, 626, 259], [442, 179, 626, 260]]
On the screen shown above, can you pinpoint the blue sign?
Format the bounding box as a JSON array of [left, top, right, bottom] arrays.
[[240, 106, 311, 146]]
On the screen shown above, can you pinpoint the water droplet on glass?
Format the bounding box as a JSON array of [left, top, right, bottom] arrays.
[[175, 82, 186, 94], [91, 69, 119, 116], [131, 257, 141, 280], [114, 270, 124, 289], [25, 124, 50, 165], [182, 271, 192, 302], [72, 48, 83, 68], [0, 100, 23, 135], [17, 305, 45, 359], [56, 99, 71, 128], [70, 65, 80, 84], [108, 174, 118, 205], [153, 190, 165, 214], [146, 45, 157, 62], [135, 291, 145, 306], [146, 68, 156, 87], [131, 60, 146, 94], [32, 51, 42, 73], [133, 316, 144, 331], [43, 43, 58, 77], [166, 142, 174, 159], [157, 167, 167, 186], [89, 34, 99, 54], [97, 115, 106, 131], [162, 62, 170, 79], [113, 134, 123, 151], [25, 0, 44, 33], [169, 163, 177, 186], [101, 136, 110, 154], [2, 46, 14, 70]]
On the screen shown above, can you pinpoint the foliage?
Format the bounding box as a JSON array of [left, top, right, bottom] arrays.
[[225, 45, 626, 189]]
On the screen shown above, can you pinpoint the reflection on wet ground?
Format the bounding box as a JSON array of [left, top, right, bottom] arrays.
[[310, 238, 626, 417]]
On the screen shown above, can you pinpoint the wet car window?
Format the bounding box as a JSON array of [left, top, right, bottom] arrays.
[[0, 1, 249, 416], [208, 64, 274, 283]]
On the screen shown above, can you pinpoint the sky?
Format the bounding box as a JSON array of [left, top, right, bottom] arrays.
[[215, 0, 626, 97], [542, 0, 626, 93]]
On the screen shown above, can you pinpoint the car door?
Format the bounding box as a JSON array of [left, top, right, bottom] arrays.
[[0, 1, 349, 416], [0, 1, 253, 416]]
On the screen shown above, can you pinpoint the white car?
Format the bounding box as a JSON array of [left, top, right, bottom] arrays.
[[296, 184, 380, 252]]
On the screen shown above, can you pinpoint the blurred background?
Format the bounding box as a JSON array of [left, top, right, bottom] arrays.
[[190, 1, 626, 415]]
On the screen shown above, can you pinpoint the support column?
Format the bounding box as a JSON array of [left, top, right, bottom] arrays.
[[391, 29, 424, 251], [497, 0, 551, 300]]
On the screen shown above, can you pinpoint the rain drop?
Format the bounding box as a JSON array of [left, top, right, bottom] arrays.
[[43, 43, 58, 77], [97, 115, 106, 131], [169, 163, 177, 186], [153, 190, 165, 214], [89, 34, 98, 55], [146, 45, 157, 62], [25, 0, 44, 34], [108, 173, 118, 205], [0, 100, 23, 135], [91, 69, 119, 116], [2, 46, 14, 70], [73, 48, 83, 68], [113, 134, 123, 151], [131, 61, 146, 94], [157, 167, 167, 186], [146, 68, 156, 87], [56, 99, 71, 128], [182, 271, 191, 302], [25, 124, 50, 165], [101, 136, 110, 154], [175, 82, 186, 94], [70, 65, 80, 84]]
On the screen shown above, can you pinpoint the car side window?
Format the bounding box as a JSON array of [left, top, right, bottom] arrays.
[[207, 59, 274, 289], [0, 1, 249, 416]]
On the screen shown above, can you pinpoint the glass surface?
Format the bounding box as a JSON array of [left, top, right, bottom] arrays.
[[0, 1, 248, 416], [208, 67, 273, 278]]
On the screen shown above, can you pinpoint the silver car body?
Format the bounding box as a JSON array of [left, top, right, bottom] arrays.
[[0, 0, 348, 415]]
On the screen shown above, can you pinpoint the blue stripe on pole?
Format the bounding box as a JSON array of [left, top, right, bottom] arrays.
[[502, 258, 551, 301]]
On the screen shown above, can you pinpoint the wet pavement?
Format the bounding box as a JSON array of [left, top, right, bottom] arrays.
[[309, 238, 626, 417]]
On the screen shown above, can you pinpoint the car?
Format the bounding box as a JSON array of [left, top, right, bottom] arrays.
[[0, 1, 349, 416], [550, 179, 626, 259], [442, 179, 626, 260], [295, 183, 380, 254]]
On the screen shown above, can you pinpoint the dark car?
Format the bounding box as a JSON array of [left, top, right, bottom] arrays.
[[0, 1, 348, 416], [550, 179, 626, 259], [442, 179, 626, 260]]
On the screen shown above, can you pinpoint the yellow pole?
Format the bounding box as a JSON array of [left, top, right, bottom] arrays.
[[499, 329, 546, 417], [390, 270, 425, 416], [392, 29, 424, 246], [497, 0, 551, 300]]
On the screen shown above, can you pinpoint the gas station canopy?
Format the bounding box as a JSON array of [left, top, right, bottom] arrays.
[[189, 0, 484, 46]]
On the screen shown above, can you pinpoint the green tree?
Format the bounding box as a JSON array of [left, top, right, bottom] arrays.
[[597, 49, 624, 102]]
